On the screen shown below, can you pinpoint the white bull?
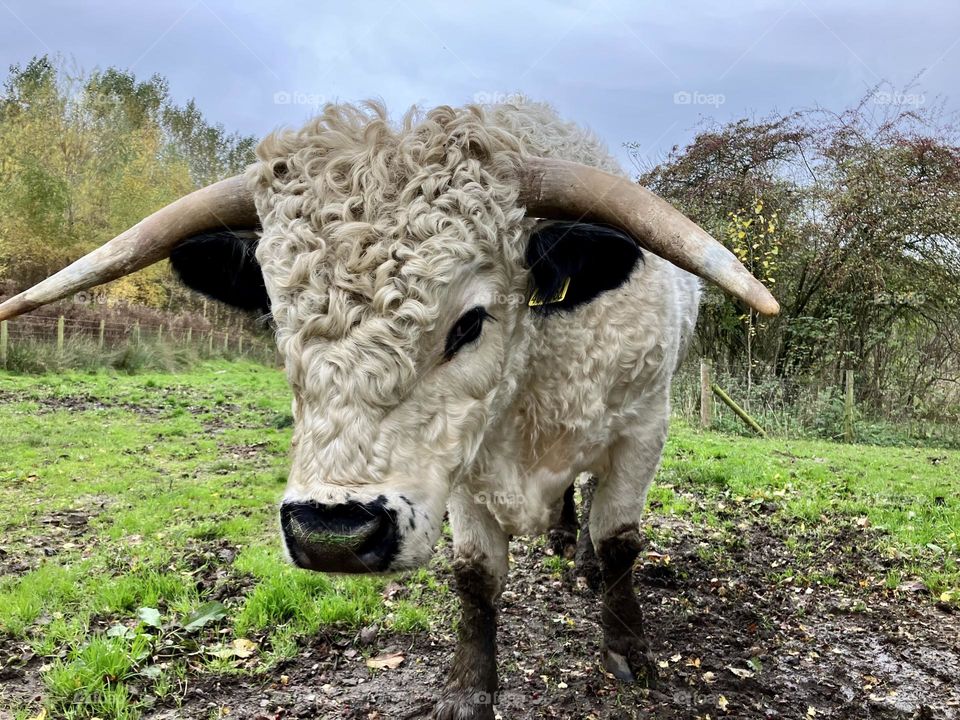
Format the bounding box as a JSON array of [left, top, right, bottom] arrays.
[[0, 100, 777, 719]]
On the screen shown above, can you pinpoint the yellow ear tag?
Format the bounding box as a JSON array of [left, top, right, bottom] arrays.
[[528, 276, 571, 307]]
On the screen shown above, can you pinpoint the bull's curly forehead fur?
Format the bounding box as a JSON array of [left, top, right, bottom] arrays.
[[249, 100, 618, 386]]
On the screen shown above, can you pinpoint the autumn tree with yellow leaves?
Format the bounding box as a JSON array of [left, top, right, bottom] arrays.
[[726, 198, 781, 405], [640, 88, 960, 422], [0, 56, 255, 310]]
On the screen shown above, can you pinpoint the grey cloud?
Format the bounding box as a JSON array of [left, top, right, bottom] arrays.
[[1, 0, 958, 168]]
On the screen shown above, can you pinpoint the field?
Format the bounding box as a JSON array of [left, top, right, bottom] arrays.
[[0, 362, 957, 719]]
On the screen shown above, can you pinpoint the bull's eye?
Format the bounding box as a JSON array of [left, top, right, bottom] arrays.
[[444, 306, 494, 361]]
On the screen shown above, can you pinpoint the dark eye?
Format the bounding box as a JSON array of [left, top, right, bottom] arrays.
[[444, 306, 494, 360]]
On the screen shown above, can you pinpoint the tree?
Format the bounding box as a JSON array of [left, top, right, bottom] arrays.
[[0, 56, 257, 310], [639, 86, 960, 419]]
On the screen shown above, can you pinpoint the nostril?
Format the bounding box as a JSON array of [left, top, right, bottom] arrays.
[[280, 498, 399, 573]]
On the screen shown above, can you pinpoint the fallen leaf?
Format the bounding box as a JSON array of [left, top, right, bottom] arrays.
[[727, 665, 755, 679], [208, 638, 258, 660], [366, 651, 404, 670], [231, 638, 257, 658], [718, 695, 729, 711], [703, 671, 717, 684], [898, 579, 927, 594]]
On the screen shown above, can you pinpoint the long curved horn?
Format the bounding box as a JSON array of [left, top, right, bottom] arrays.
[[0, 175, 257, 321], [516, 157, 780, 316]]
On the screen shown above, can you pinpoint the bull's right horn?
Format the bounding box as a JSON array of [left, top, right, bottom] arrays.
[[516, 157, 780, 316], [0, 175, 258, 321]]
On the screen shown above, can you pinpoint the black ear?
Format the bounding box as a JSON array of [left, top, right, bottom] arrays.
[[525, 222, 642, 312], [170, 230, 270, 315]]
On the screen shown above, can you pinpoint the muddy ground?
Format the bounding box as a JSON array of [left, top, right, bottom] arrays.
[[7, 503, 954, 719], [192, 517, 957, 720], [1, 399, 956, 719], [198, 519, 954, 718]]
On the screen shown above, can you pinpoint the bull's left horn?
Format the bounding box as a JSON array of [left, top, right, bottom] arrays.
[[516, 157, 780, 316], [0, 175, 258, 321]]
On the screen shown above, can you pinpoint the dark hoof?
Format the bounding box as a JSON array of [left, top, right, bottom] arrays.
[[548, 529, 577, 560], [432, 689, 496, 720], [602, 644, 657, 688]]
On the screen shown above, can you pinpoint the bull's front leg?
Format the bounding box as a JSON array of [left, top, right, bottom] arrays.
[[433, 488, 509, 720], [589, 412, 668, 687]]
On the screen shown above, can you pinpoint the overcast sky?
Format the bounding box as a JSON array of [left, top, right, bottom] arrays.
[[2, 0, 958, 169]]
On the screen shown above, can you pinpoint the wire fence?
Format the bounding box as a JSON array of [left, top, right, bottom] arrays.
[[0, 313, 278, 370], [672, 358, 960, 450], [3, 313, 956, 449]]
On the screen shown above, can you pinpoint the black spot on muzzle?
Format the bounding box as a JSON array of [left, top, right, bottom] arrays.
[[280, 495, 399, 574]]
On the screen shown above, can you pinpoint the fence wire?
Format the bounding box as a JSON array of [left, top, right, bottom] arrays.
[[673, 360, 960, 449], [0, 314, 277, 365]]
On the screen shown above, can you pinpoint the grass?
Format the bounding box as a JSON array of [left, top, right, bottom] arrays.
[[0, 360, 956, 718]]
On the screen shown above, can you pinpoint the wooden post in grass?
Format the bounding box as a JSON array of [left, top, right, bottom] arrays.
[[98, 318, 105, 350], [0, 320, 7, 366], [711, 383, 767, 437], [208, 331, 214, 353], [844, 369, 855, 443], [238, 331, 244, 355], [186, 327, 192, 344], [57, 316, 65, 354], [133, 321, 141, 346], [157, 324, 164, 343], [224, 332, 229, 351], [699, 358, 713, 429]]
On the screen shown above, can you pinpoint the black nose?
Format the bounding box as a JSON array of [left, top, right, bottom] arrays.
[[280, 497, 399, 573]]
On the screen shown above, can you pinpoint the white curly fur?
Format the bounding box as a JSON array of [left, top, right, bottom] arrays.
[[248, 99, 699, 575]]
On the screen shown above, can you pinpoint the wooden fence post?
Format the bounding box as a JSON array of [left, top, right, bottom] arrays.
[[844, 369, 855, 442], [711, 383, 767, 437], [98, 319, 105, 350], [700, 358, 713, 429], [57, 316, 65, 354], [208, 331, 214, 353], [133, 321, 141, 346], [157, 324, 164, 343], [224, 332, 229, 351], [0, 320, 7, 366], [238, 332, 244, 355], [186, 327, 192, 344]]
